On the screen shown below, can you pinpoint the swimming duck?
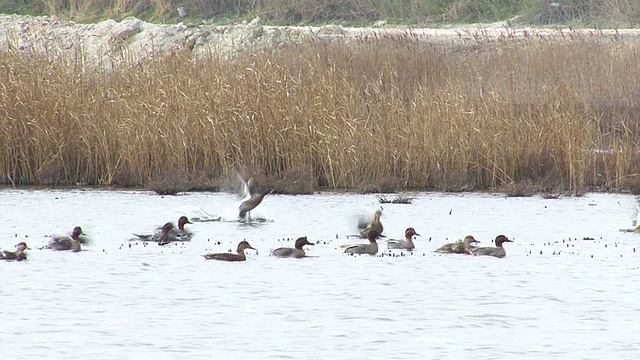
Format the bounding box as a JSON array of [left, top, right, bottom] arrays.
[[469, 235, 513, 258], [387, 227, 420, 250], [203, 240, 256, 261], [43, 226, 85, 252], [0, 242, 29, 261], [159, 216, 194, 245], [435, 235, 480, 254], [357, 210, 383, 238], [132, 216, 193, 243], [342, 230, 380, 255], [271, 236, 314, 258]]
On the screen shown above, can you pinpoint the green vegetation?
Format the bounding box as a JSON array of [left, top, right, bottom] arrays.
[[1, 0, 640, 27], [2, 32, 640, 194]]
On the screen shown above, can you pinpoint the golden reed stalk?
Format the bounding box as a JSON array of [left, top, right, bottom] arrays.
[[1, 32, 639, 193]]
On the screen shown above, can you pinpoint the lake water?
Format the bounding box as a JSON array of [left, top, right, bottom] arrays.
[[2, 189, 639, 359]]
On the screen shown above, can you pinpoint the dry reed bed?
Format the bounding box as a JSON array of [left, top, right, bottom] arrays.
[[1, 32, 640, 192]]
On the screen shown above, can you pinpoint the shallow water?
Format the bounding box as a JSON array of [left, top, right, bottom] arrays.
[[2, 189, 640, 359]]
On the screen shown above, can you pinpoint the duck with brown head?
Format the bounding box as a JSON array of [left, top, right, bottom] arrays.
[[469, 235, 513, 258], [342, 230, 380, 255], [1, 242, 30, 261], [42, 226, 85, 252], [436, 235, 480, 254], [204, 240, 257, 262], [387, 227, 420, 250], [272, 236, 314, 258], [158, 216, 194, 245], [132, 216, 193, 244]]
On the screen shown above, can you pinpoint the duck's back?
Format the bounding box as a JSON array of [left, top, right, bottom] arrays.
[[387, 240, 403, 250], [204, 253, 245, 261], [435, 242, 458, 253], [344, 243, 378, 255], [272, 247, 295, 258], [0, 250, 16, 260], [472, 246, 506, 258], [49, 237, 73, 250]]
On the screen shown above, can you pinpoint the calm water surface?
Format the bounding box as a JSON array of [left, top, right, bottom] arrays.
[[2, 190, 640, 359]]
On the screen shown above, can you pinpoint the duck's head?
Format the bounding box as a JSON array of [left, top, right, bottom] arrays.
[[71, 226, 85, 239], [294, 236, 313, 249], [178, 216, 192, 228], [463, 235, 479, 245], [405, 227, 420, 238], [237, 240, 256, 253], [160, 222, 174, 233], [373, 210, 383, 220], [16, 242, 30, 251], [367, 230, 380, 243], [495, 235, 513, 247]]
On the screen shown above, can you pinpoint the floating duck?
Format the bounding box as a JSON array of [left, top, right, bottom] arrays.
[[203, 240, 257, 262], [387, 227, 420, 250], [132, 216, 193, 244], [469, 235, 513, 258], [42, 226, 86, 252], [272, 236, 314, 258], [1, 242, 30, 261], [435, 235, 480, 254], [342, 230, 380, 255]]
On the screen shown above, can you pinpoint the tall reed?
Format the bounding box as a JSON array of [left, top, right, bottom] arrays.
[[1, 32, 639, 192]]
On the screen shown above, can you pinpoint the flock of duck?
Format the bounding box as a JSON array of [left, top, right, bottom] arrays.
[[0, 175, 514, 262]]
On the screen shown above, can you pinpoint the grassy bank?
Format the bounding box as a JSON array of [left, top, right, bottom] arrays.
[[2, 0, 640, 27], [1, 33, 640, 194]]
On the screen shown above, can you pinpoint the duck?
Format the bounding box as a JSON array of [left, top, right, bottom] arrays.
[[0, 242, 30, 261], [159, 216, 194, 245], [132, 216, 193, 243], [156, 222, 177, 246], [435, 235, 480, 254], [42, 226, 86, 252], [203, 240, 256, 262], [387, 227, 420, 250], [271, 236, 314, 258], [342, 230, 380, 255], [237, 174, 273, 221], [469, 235, 513, 258], [357, 209, 383, 238]]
